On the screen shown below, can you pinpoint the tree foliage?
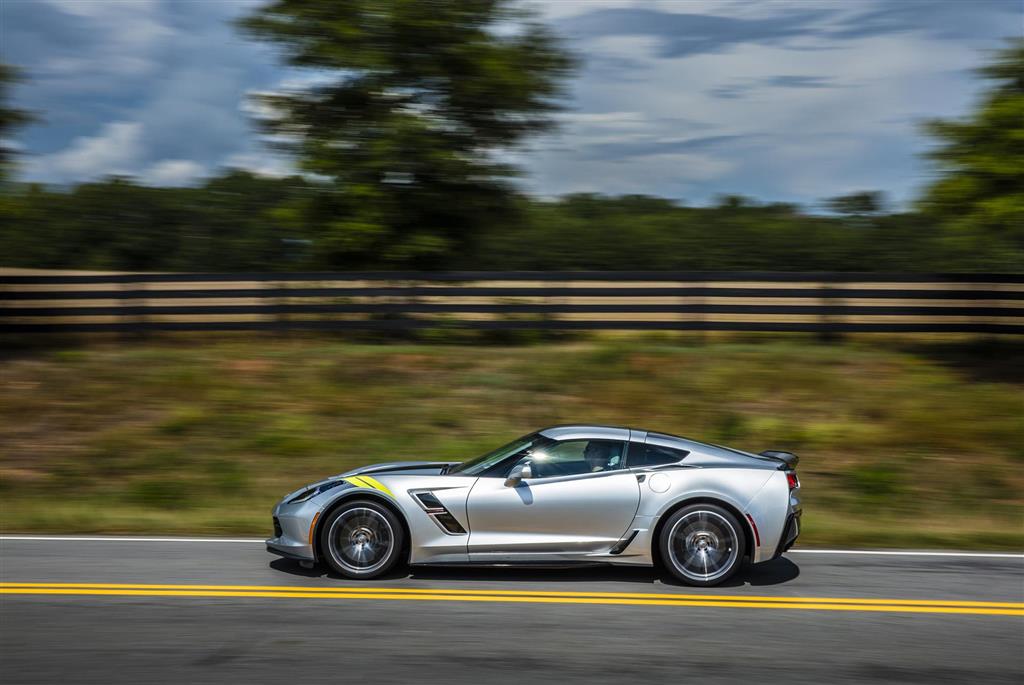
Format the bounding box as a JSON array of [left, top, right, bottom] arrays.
[[0, 177, 974, 273], [826, 191, 886, 217], [0, 64, 34, 182], [238, 0, 574, 268], [918, 39, 1024, 270], [0, 171, 319, 271]]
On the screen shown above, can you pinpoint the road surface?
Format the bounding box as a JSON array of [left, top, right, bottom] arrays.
[[1, 536, 1021, 684]]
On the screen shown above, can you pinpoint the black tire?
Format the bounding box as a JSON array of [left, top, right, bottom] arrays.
[[658, 503, 746, 586], [319, 499, 406, 579]]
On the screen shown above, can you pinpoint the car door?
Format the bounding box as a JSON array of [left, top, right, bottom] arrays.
[[465, 437, 641, 561]]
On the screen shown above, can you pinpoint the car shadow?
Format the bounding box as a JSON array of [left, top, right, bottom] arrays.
[[269, 556, 800, 587], [269, 558, 328, 578]]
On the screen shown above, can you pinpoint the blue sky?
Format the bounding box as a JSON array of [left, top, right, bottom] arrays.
[[2, 0, 1019, 207]]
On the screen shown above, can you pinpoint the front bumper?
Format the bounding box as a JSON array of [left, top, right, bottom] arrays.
[[266, 521, 315, 561], [266, 541, 314, 562], [265, 503, 321, 562]]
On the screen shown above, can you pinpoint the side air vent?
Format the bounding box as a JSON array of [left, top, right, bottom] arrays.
[[412, 491, 467, 535], [414, 492, 446, 513], [432, 512, 467, 535], [609, 529, 639, 555]]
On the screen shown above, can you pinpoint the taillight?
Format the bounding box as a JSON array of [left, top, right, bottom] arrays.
[[786, 472, 799, 490]]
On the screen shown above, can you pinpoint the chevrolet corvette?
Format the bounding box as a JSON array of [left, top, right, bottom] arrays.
[[267, 425, 801, 586]]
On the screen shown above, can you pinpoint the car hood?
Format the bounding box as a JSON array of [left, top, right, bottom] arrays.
[[280, 461, 457, 505], [337, 460, 457, 478]]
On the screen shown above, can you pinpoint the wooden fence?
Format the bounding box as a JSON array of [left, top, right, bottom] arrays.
[[1, 271, 1021, 334]]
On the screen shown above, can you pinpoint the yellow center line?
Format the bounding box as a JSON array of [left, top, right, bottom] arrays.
[[1, 583, 1021, 616], [0, 582, 1020, 607]]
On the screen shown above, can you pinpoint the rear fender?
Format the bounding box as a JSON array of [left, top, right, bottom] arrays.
[[744, 471, 790, 562]]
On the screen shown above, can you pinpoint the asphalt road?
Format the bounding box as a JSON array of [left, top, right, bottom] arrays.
[[1, 537, 1021, 684]]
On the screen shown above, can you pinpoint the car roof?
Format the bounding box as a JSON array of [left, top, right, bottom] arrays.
[[537, 424, 628, 441], [535, 423, 724, 450], [537, 424, 675, 442]]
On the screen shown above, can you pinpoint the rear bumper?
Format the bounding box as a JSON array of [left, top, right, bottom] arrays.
[[773, 510, 801, 558]]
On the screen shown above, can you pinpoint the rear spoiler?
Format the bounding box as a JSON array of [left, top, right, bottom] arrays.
[[759, 450, 799, 469]]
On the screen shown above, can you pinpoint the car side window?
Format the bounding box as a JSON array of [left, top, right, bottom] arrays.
[[525, 439, 626, 478], [627, 442, 689, 467]]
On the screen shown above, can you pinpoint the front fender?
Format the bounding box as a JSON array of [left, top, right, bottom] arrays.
[[309, 483, 404, 562]]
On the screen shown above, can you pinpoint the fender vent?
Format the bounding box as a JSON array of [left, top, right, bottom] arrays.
[[413, 491, 467, 535], [609, 529, 640, 555]]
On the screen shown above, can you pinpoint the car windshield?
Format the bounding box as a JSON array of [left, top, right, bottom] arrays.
[[448, 433, 541, 476]]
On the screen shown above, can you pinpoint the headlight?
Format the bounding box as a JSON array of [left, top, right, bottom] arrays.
[[287, 479, 346, 504]]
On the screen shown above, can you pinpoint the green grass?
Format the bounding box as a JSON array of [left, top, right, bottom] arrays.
[[1, 336, 1021, 549]]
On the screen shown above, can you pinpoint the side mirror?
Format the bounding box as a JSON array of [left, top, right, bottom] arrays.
[[504, 462, 532, 487]]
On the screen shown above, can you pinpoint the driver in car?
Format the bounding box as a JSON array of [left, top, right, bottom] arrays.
[[584, 441, 621, 472]]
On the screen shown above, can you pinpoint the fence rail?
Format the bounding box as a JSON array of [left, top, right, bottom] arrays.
[[1, 271, 1022, 335]]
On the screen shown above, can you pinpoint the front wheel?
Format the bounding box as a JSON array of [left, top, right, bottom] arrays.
[[319, 499, 406, 579], [659, 503, 745, 586]]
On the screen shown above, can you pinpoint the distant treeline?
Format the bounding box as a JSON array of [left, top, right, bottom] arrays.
[[0, 173, 1019, 273]]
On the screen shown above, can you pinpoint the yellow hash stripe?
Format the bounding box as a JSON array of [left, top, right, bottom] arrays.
[[356, 475, 393, 497], [343, 476, 370, 488], [345, 475, 393, 497], [0, 583, 1020, 616]]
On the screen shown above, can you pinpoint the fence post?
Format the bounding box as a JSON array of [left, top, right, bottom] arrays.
[[819, 277, 843, 343], [272, 277, 289, 338], [137, 275, 148, 339], [118, 274, 145, 341], [694, 277, 706, 345]]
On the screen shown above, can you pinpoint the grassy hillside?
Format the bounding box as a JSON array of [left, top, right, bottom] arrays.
[[1, 337, 1021, 549]]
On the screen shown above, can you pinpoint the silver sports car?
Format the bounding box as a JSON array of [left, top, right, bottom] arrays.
[[267, 425, 801, 586]]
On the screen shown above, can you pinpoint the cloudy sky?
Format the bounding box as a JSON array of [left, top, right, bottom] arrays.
[[2, 0, 1019, 207]]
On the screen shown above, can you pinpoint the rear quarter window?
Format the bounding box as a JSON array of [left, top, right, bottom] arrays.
[[628, 442, 689, 467]]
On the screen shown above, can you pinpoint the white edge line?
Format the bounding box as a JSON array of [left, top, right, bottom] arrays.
[[0, 536, 1021, 558], [786, 549, 1024, 559], [0, 536, 263, 543]]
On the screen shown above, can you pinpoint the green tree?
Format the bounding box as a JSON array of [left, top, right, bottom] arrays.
[[918, 40, 1024, 271], [239, 0, 574, 268], [0, 64, 34, 182], [826, 191, 886, 217]]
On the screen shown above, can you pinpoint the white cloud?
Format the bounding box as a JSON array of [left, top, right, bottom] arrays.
[[518, 1, 1007, 204], [221, 152, 294, 178], [532, 0, 742, 22], [142, 159, 206, 186], [35, 1, 174, 83], [523, 146, 735, 199], [558, 111, 645, 125], [43, 0, 146, 18], [27, 121, 144, 181]]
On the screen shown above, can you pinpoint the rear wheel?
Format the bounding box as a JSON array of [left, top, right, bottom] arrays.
[[659, 503, 745, 586], [319, 499, 405, 579]]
